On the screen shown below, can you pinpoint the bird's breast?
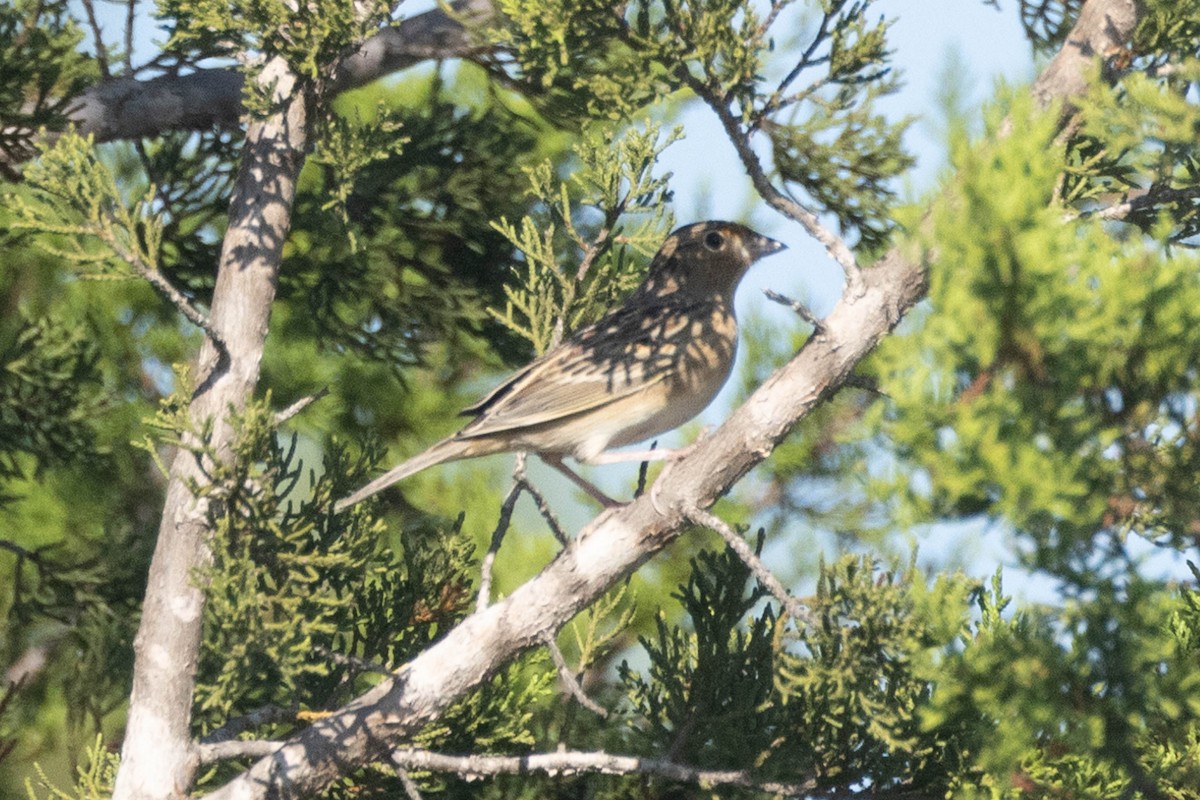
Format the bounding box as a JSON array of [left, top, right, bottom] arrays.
[[602, 304, 738, 450]]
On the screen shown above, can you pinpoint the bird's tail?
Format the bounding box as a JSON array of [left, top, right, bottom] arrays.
[[334, 437, 479, 512]]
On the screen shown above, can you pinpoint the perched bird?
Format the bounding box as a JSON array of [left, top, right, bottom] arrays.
[[336, 221, 786, 511]]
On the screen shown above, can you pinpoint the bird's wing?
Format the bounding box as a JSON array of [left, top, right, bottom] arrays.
[[456, 298, 701, 439]]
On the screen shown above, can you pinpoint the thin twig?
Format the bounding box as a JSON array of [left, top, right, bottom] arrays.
[[124, 0, 137, 71], [314, 646, 392, 677], [274, 387, 330, 425], [477, 455, 527, 613], [756, 3, 836, 121], [396, 768, 425, 800], [763, 288, 825, 332], [198, 739, 283, 764], [80, 0, 110, 79], [133, 262, 225, 351], [690, 75, 863, 295], [390, 748, 820, 797], [200, 705, 298, 745], [1079, 184, 1200, 222], [684, 507, 815, 627], [616, 12, 862, 295], [516, 471, 569, 546], [541, 633, 608, 718]]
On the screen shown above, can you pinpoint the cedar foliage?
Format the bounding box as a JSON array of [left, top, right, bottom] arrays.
[[3, 0, 1200, 798]]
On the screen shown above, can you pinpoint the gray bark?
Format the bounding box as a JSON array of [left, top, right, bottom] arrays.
[[111, 56, 310, 800]]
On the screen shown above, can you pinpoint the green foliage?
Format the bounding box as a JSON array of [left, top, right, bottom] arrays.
[[621, 547, 978, 793], [10, 133, 167, 283], [194, 395, 478, 730], [0, 317, 100, 481], [927, 572, 1200, 797], [0, 0, 94, 168], [490, 0, 672, 120], [490, 124, 678, 353], [23, 735, 116, 800], [621, 541, 778, 769], [157, 0, 389, 104], [9, 0, 1200, 797], [763, 1, 913, 252], [309, 103, 409, 253], [1068, 56, 1200, 242], [1135, 0, 1200, 64], [283, 72, 564, 375], [871, 89, 1200, 564], [1017, 0, 1085, 54], [115, 130, 241, 299]]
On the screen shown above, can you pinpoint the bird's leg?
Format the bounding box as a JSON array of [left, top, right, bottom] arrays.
[[540, 454, 621, 507], [586, 427, 711, 467], [583, 444, 694, 465]]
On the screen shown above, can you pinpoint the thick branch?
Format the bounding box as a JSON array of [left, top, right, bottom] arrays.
[[111, 54, 310, 800], [34, 0, 495, 150], [1031, 0, 1139, 117]]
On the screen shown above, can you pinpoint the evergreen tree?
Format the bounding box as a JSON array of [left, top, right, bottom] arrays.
[[2, 0, 1199, 798]]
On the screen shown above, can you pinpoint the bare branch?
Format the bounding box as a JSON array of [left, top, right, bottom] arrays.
[[764, 288, 824, 332], [204, 220, 930, 800], [201, 706, 298, 746], [199, 739, 284, 764], [38, 0, 495, 152], [390, 748, 820, 797], [130, 259, 225, 354], [396, 768, 425, 800], [516, 470, 569, 546], [1031, 0, 1140, 118], [274, 387, 330, 425], [113, 51, 311, 799], [542, 633, 608, 718], [1080, 184, 1200, 222], [477, 455, 527, 613], [683, 507, 816, 627], [124, 0, 137, 73], [80, 0, 110, 79]]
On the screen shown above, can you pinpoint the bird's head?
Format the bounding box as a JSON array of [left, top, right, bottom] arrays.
[[642, 221, 787, 298]]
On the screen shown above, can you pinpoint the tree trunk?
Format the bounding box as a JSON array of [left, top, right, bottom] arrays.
[[112, 57, 309, 800]]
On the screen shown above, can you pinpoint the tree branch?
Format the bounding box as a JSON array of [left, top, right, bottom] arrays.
[[6, 0, 495, 166], [389, 748, 823, 797], [112, 52, 311, 800], [675, 70, 864, 294], [1082, 184, 1200, 222], [201, 706, 298, 747], [542, 633, 608, 718], [204, 218, 930, 800], [683, 507, 815, 627]]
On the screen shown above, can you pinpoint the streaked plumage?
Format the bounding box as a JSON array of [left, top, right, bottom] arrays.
[[336, 220, 786, 511]]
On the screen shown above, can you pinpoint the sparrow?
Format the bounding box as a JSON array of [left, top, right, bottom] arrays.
[[335, 220, 786, 511]]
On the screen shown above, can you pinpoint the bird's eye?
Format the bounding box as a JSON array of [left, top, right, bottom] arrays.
[[704, 231, 725, 250]]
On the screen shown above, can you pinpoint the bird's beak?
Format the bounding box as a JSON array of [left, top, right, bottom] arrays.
[[751, 233, 787, 259]]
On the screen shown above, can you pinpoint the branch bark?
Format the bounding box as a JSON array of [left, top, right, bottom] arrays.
[[10, 0, 493, 158], [111, 54, 310, 800], [390, 748, 823, 797]]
